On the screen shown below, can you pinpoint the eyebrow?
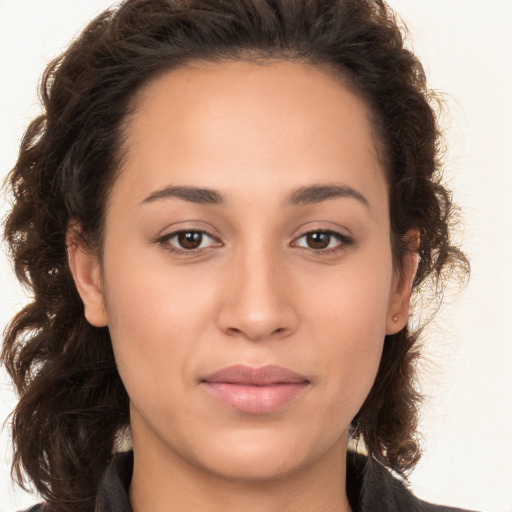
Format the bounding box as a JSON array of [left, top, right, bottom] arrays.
[[140, 183, 369, 208], [141, 186, 226, 205], [287, 184, 369, 208]]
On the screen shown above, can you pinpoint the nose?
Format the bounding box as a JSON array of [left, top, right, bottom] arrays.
[[216, 246, 299, 341]]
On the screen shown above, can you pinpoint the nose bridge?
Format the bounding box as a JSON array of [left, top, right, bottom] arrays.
[[217, 238, 298, 340]]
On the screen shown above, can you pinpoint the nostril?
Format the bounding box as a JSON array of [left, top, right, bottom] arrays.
[[217, 296, 299, 341]]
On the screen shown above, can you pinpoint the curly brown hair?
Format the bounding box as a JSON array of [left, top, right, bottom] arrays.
[[2, 0, 468, 510]]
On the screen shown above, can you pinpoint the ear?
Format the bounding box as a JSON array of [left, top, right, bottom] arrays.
[[67, 222, 108, 327], [386, 229, 420, 335]]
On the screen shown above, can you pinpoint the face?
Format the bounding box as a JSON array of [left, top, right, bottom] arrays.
[[70, 60, 414, 483]]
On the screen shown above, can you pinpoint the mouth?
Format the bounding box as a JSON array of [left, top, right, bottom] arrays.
[[200, 364, 311, 414]]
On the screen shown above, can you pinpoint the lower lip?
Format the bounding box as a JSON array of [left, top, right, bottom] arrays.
[[201, 382, 309, 414]]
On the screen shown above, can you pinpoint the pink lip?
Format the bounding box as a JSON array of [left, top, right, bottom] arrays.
[[200, 365, 310, 414]]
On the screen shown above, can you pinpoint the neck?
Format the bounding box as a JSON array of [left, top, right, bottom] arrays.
[[129, 432, 352, 512]]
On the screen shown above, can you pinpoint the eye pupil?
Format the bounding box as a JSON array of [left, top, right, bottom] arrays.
[[307, 232, 330, 249], [177, 231, 202, 249]]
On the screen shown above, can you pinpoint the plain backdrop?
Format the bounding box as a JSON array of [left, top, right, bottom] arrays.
[[0, 1, 511, 511]]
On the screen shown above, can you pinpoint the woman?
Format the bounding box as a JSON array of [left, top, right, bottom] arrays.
[[1, 0, 472, 511]]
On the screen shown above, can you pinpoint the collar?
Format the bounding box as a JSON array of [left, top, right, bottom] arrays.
[[93, 450, 473, 512]]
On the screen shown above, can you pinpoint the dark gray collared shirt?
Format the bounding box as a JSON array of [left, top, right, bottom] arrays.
[[27, 450, 479, 512]]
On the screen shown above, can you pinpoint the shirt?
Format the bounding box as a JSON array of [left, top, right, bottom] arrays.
[[26, 450, 479, 512]]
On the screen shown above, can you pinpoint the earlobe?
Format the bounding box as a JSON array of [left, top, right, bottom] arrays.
[[67, 224, 108, 327], [386, 229, 420, 335]]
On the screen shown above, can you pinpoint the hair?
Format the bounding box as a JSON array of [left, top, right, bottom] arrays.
[[2, 0, 468, 510]]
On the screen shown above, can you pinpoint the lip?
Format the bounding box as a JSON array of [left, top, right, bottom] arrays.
[[200, 364, 310, 414]]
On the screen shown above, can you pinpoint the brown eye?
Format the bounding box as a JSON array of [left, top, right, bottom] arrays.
[[305, 232, 332, 249], [176, 231, 204, 249], [160, 230, 221, 252], [293, 230, 352, 253]]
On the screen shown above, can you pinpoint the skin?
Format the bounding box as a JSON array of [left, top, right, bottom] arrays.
[[69, 60, 417, 512]]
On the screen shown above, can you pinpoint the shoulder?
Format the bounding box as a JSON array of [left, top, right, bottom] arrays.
[[20, 506, 44, 512], [415, 497, 479, 512], [347, 451, 482, 512]]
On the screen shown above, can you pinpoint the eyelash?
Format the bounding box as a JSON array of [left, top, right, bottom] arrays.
[[155, 228, 221, 255], [155, 228, 354, 256], [292, 230, 354, 255]]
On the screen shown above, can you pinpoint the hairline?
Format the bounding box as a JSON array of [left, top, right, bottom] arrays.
[[95, 54, 392, 260]]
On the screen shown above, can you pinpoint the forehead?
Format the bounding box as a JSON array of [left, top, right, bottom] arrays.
[[115, 59, 387, 210]]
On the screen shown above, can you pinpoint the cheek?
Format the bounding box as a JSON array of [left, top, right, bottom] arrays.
[[303, 250, 393, 415], [306, 244, 393, 339], [102, 229, 220, 335], [101, 249, 221, 405]]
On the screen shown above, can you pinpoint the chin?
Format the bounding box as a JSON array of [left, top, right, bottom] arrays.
[[202, 450, 305, 482], [187, 426, 342, 482]]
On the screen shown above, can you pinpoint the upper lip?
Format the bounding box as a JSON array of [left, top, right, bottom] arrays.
[[201, 364, 310, 386]]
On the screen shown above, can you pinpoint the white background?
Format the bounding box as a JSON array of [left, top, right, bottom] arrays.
[[0, 1, 511, 511]]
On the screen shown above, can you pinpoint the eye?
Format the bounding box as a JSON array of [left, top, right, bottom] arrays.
[[158, 229, 221, 252], [292, 230, 352, 252]]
